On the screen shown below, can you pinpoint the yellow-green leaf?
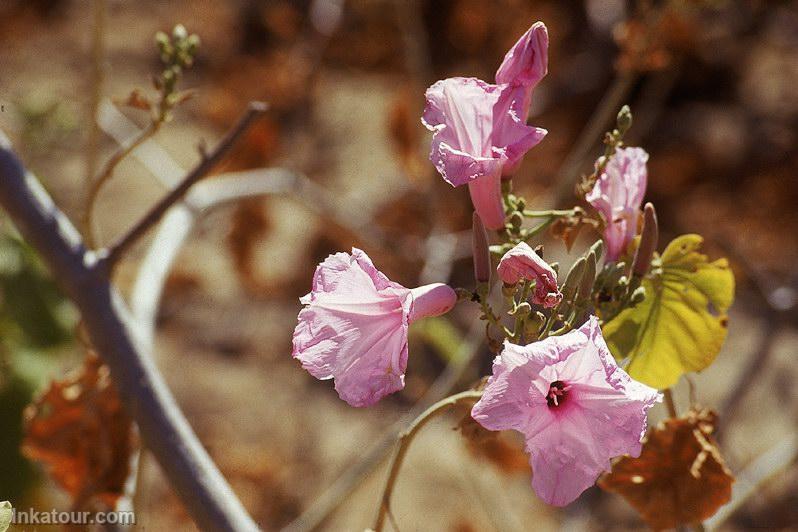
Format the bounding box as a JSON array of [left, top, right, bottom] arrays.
[[602, 234, 735, 388]]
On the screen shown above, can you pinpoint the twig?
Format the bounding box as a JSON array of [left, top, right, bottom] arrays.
[[0, 133, 259, 532], [704, 432, 798, 530], [664, 388, 678, 418], [85, 0, 106, 202], [373, 390, 483, 532], [100, 101, 268, 269], [84, 121, 161, 247]]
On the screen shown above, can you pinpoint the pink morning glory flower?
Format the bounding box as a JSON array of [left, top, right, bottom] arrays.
[[422, 22, 549, 230], [471, 316, 661, 506], [292, 248, 457, 407], [586, 147, 649, 261], [497, 242, 562, 308]]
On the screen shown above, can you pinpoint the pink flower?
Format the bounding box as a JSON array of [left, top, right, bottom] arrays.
[[471, 317, 661, 506], [497, 242, 561, 307], [292, 248, 457, 407], [422, 22, 549, 230], [586, 147, 649, 261]]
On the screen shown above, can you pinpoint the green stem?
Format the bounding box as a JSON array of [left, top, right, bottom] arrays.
[[512, 282, 531, 342], [373, 390, 483, 532], [523, 217, 556, 241], [522, 209, 577, 218], [479, 291, 512, 339]]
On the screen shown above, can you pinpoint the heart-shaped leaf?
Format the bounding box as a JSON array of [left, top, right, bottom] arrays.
[[602, 234, 734, 388]]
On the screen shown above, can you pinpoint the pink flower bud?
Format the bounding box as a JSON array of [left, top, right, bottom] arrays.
[[586, 147, 648, 261], [497, 242, 561, 307], [409, 283, 457, 321]]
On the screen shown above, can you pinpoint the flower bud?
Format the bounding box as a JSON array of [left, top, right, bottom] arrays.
[[511, 302, 532, 317], [632, 202, 658, 278], [590, 240, 604, 263], [630, 286, 647, 305], [617, 105, 633, 135], [560, 257, 586, 302], [472, 212, 491, 284], [172, 24, 188, 41], [577, 251, 597, 304]]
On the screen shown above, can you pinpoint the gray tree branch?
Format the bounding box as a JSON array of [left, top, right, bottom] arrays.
[[0, 132, 259, 532]]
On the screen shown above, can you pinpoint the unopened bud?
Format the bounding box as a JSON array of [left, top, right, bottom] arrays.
[[560, 257, 586, 302], [590, 240, 604, 263], [454, 287, 472, 302], [630, 286, 647, 305], [511, 302, 532, 317], [472, 212, 491, 284], [632, 203, 658, 278], [617, 105, 633, 135], [525, 311, 546, 336], [172, 24, 188, 41], [577, 251, 597, 304]]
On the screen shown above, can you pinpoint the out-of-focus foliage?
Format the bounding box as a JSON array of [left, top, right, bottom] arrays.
[[0, 227, 78, 499], [0, 370, 35, 500], [0, 231, 75, 348], [22, 352, 136, 510], [599, 408, 734, 529], [602, 235, 734, 388]]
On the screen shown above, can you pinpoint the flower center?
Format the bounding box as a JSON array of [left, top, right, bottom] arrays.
[[546, 380, 570, 408]]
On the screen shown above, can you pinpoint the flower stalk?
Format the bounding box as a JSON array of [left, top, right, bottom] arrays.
[[373, 390, 484, 532]]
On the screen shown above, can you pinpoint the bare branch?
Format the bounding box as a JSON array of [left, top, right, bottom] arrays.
[[0, 134, 259, 532], [100, 102, 268, 269]]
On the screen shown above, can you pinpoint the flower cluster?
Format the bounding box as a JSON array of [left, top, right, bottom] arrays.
[[291, 20, 676, 512]]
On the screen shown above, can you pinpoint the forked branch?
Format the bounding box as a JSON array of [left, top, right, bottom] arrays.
[[0, 132, 259, 532]]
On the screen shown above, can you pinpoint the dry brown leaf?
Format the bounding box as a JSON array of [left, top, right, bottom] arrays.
[[22, 352, 137, 510], [117, 88, 152, 111], [457, 413, 529, 475], [598, 408, 734, 530]]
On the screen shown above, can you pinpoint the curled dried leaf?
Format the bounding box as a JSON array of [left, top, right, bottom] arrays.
[[598, 408, 734, 530], [22, 352, 137, 509]]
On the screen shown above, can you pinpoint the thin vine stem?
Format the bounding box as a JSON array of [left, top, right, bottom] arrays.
[[663, 388, 678, 418], [84, 121, 161, 247], [522, 208, 576, 218], [373, 390, 483, 531]]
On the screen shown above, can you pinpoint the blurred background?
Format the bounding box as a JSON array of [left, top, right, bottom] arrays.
[[0, 0, 797, 530]]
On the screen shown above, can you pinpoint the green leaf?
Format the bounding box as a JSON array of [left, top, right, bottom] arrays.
[[410, 317, 464, 363], [602, 234, 735, 389], [0, 501, 12, 532]]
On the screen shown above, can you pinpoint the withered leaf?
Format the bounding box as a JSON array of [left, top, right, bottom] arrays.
[[550, 210, 598, 251], [598, 409, 734, 530], [22, 352, 137, 509], [118, 88, 152, 111], [457, 413, 529, 475]]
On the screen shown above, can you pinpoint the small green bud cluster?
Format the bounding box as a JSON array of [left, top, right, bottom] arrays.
[[149, 24, 200, 122], [576, 105, 634, 199]]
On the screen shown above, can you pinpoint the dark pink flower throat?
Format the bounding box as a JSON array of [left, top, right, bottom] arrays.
[[546, 380, 571, 408]]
